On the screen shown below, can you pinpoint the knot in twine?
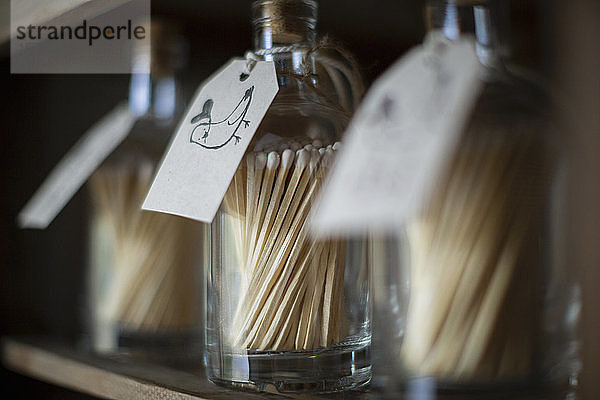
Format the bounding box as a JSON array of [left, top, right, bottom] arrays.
[[244, 35, 365, 115]]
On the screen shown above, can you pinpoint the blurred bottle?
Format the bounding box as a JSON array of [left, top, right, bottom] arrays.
[[87, 20, 208, 356], [375, 0, 580, 397]]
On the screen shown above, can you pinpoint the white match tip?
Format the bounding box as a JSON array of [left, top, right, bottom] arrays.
[[255, 152, 267, 169], [312, 139, 323, 148], [289, 141, 301, 151], [281, 149, 295, 168], [332, 141, 342, 151], [267, 151, 280, 169], [323, 148, 335, 168], [295, 149, 309, 168], [318, 147, 326, 156], [138, 161, 154, 181], [303, 144, 314, 151], [309, 149, 321, 173]]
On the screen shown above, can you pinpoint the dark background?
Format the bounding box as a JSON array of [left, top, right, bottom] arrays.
[[0, 0, 547, 397]]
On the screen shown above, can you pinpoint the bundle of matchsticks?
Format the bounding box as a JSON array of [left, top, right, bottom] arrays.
[[221, 139, 348, 351], [400, 119, 554, 382], [89, 158, 200, 333]]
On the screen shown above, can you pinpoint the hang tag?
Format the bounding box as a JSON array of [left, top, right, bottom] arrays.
[[142, 59, 278, 223], [312, 37, 484, 235], [18, 103, 136, 229]]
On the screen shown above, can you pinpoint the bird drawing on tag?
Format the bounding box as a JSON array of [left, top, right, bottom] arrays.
[[190, 86, 254, 150]]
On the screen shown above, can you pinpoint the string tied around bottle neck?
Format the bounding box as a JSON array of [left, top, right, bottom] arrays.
[[243, 35, 365, 115]]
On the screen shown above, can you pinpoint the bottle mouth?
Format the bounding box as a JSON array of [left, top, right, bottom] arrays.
[[129, 20, 186, 120], [252, 0, 317, 48], [425, 0, 505, 68]]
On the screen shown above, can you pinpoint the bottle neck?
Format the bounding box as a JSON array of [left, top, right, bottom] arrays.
[[129, 72, 178, 122], [252, 0, 317, 75], [425, 0, 507, 68], [128, 22, 186, 122]]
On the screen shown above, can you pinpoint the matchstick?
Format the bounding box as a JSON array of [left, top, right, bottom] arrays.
[[89, 160, 201, 336], [222, 143, 349, 351], [400, 123, 551, 382]]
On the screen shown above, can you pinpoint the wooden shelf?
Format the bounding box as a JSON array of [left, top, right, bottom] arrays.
[[1, 336, 375, 400]]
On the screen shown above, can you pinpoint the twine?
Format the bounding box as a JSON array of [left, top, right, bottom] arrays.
[[253, 0, 318, 44], [243, 35, 365, 115]]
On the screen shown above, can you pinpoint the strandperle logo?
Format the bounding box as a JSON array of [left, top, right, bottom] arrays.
[[11, 0, 150, 73], [15, 20, 146, 47]]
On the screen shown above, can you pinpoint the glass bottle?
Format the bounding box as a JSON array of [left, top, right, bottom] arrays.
[[205, 0, 371, 393], [378, 0, 580, 396], [87, 21, 207, 355]]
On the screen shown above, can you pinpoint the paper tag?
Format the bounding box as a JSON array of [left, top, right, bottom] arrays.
[[142, 59, 278, 223], [312, 37, 484, 235], [18, 103, 136, 229]]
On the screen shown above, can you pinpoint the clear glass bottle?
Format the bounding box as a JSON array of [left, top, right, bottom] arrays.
[[87, 22, 207, 355], [205, 0, 371, 393], [378, 0, 580, 396]]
